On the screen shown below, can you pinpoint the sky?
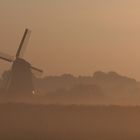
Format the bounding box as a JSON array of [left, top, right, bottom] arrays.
[[1, 0, 140, 80]]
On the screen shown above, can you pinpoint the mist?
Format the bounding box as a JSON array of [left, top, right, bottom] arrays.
[[1, 0, 140, 139]]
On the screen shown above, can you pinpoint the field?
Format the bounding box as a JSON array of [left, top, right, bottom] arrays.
[[0, 103, 140, 140]]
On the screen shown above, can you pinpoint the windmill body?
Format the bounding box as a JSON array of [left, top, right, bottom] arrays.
[[0, 29, 43, 96], [8, 58, 34, 95]]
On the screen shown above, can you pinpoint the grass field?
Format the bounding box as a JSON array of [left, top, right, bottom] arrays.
[[0, 103, 140, 140]]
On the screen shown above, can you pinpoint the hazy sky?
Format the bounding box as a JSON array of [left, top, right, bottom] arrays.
[[1, 0, 140, 79]]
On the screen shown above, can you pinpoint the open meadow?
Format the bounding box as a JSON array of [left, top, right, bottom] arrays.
[[0, 103, 140, 140]]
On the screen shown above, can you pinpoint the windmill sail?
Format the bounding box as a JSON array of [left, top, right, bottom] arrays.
[[16, 29, 31, 58], [0, 52, 14, 62], [31, 66, 43, 77]]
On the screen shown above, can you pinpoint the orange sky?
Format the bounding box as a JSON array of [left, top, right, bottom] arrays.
[[1, 0, 140, 80]]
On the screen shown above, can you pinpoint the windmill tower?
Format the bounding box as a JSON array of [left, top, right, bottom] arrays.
[[0, 29, 43, 96]]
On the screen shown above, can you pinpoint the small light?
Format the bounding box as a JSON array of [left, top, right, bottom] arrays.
[[32, 90, 35, 95]]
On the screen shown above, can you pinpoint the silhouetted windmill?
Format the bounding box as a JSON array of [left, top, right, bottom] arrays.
[[0, 29, 43, 96]]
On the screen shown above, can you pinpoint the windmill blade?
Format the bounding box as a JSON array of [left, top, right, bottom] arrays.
[[31, 66, 43, 77], [16, 28, 31, 58], [0, 52, 14, 62]]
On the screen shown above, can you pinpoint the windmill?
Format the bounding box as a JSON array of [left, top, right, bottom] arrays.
[[0, 29, 43, 96]]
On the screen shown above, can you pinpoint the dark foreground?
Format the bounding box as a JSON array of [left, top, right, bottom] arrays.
[[0, 103, 140, 140]]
